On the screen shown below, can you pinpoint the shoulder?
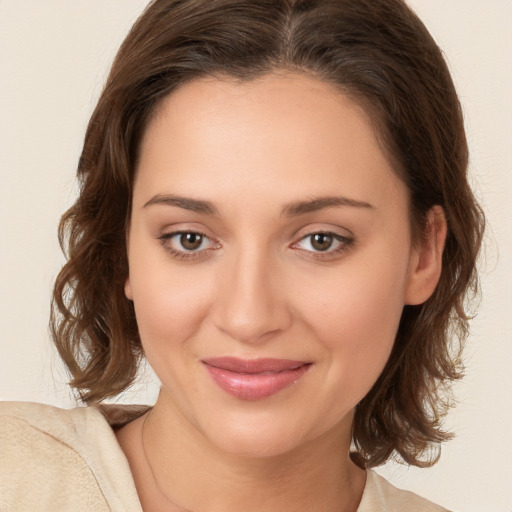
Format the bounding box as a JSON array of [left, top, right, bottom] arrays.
[[0, 399, 101, 436], [0, 401, 145, 512], [0, 401, 111, 511], [358, 470, 451, 512]]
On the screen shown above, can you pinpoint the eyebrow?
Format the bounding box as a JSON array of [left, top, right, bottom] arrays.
[[281, 196, 374, 216], [143, 194, 219, 215], [143, 193, 374, 216]]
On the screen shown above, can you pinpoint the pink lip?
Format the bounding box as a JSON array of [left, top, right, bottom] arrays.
[[202, 357, 311, 400]]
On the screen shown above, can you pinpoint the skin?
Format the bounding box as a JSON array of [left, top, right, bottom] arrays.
[[116, 72, 446, 512]]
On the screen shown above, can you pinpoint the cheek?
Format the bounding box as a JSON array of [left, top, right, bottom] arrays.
[[297, 257, 409, 398], [128, 251, 213, 350], [130, 263, 215, 403], [303, 259, 406, 337]]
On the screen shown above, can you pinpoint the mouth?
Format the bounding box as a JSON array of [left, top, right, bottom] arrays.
[[202, 357, 312, 400]]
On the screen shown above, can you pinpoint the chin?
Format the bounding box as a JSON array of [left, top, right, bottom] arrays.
[[207, 424, 305, 459], [196, 404, 344, 460]]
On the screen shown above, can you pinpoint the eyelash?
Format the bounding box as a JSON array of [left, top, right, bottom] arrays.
[[158, 230, 354, 261], [291, 232, 354, 261], [158, 231, 219, 261]]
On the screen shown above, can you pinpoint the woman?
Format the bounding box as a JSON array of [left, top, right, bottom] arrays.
[[0, 0, 484, 510]]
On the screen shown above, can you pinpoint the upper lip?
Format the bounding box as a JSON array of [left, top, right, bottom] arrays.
[[202, 357, 310, 374]]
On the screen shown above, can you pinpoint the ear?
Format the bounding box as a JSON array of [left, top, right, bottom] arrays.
[[124, 276, 133, 301], [404, 205, 447, 305], [124, 227, 133, 301]]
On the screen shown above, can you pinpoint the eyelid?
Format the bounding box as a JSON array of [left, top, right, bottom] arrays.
[[156, 224, 353, 262], [290, 230, 354, 260], [158, 229, 221, 261]]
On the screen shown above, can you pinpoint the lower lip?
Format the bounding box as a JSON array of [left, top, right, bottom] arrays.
[[203, 363, 311, 400]]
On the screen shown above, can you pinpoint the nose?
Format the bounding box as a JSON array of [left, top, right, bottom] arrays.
[[211, 245, 292, 345]]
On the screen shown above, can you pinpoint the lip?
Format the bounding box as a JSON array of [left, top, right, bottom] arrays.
[[202, 357, 312, 400]]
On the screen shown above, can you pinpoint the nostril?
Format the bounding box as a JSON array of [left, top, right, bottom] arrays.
[[212, 258, 293, 343]]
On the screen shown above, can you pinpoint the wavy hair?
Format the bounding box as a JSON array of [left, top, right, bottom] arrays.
[[51, 0, 484, 468]]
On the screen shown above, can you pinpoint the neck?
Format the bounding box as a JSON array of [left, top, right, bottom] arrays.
[[131, 394, 366, 512]]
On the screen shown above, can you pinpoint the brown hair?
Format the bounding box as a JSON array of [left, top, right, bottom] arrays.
[[51, 0, 484, 468]]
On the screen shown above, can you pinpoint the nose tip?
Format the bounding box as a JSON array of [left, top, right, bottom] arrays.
[[217, 316, 281, 345], [212, 255, 292, 345]]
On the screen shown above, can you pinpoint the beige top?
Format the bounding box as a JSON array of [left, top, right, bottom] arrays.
[[0, 401, 450, 512]]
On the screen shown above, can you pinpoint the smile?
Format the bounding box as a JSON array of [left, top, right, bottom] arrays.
[[202, 357, 312, 400]]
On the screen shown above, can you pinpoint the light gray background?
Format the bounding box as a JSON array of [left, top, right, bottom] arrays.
[[1, 1, 510, 510]]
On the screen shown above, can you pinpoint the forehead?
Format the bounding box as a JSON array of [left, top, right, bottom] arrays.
[[145, 72, 376, 153], [135, 72, 406, 209]]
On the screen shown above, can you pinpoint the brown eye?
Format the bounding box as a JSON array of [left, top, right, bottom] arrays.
[[180, 232, 203, 250], [293, 231, 352, 258], [310, 233, 334, 251], [159, 230, 220, 260]]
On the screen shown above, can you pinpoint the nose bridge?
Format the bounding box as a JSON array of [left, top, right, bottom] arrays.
[[213, 241, 290, 343]]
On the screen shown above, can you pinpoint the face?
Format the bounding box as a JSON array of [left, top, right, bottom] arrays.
[[126, 73, 434, 457]]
